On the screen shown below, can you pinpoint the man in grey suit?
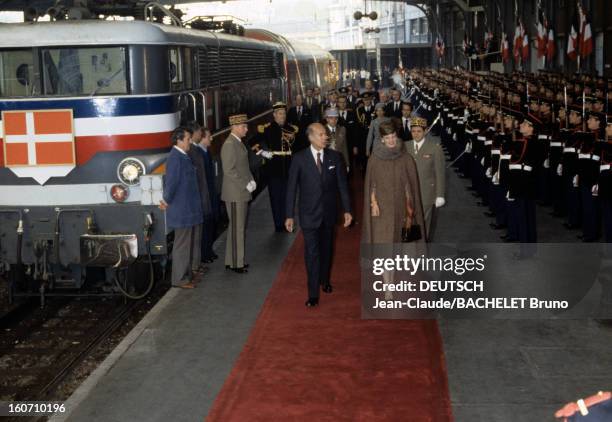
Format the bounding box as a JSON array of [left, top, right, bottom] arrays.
[[406, 116, 446, 241], [221, 113, 256, 273]]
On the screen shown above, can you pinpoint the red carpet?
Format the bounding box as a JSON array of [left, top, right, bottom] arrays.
[[207, 177, 453, 422]]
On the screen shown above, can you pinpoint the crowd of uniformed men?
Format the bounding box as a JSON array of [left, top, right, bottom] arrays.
[[406, 68, 612, 248]]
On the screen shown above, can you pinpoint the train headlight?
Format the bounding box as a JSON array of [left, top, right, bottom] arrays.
[[111, 184, 129, 203], [117, 157, 146, 186]]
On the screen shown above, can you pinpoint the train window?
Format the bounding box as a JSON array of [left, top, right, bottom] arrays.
[[0, 49, 37, 97], [169, 47, 184, 91], [41, 46, 127, 96], [183, 47, 194, 90]]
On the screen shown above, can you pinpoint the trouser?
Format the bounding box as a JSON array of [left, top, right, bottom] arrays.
[[550, 171, 565, 215], [201, 215, 216, 261], [565, 176, 582, 227], [580, 184, 600, 241], [506, 197, 519, 240], [267, 177, 287, 231], [424, 204, 437, 242], [191, 223, 202, 271], [515, 198, 537, 243], [171, 225, 196, 286], [303, 224, 335, 299], [225, 201, 248, 268], [491, 184, 507, 226]]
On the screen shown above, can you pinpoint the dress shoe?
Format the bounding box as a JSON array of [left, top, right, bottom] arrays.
[[321, 282, 333, 293], [226, 265, 248, 273], [490, 223, 506, 230], [202, 257, 214, 264], [305, 298, 319, 307], [576, 234, 584, 240], [563, 223, 579, 230], [503, 237, 518, 243], [484, 211, 495, 217]]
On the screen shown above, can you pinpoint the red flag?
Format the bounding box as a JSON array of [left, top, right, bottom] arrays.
[[567, 21, 578, 61], [578, 3, 593, 58], [501, 33, 510, 63], [513, 21, 522, 61], [546, 28, 555, 61], [536, 9, 547, 58]]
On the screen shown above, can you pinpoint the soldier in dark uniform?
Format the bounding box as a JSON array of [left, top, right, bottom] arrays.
[[600, 115, 612, 244], [507, 112, 544, 254], [355, 92, 375, 173], [398, 102, 414, 142], [577, 110, 604, 241], [258, 102, 299, 232], [337, 94, 359, 169], [561, 105, 584, 230]]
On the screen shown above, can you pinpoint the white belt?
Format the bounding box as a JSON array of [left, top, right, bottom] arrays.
[[500, 154, 512, 160], [549, 142, 562, 147], [592, 155, 601, 161], [538, 135, 550, 140], [601, 164, 611, 172], [578, 153, 591, 159], [272, 151, 292, 156], [491, 149, 501, 155], [509, 164, 533, 171], [484, 140, 493, 146], [443, 108, 449, 112], [477, 136, 486, 141], [564, 147, 576, 153], [458, 121, 465, 126]]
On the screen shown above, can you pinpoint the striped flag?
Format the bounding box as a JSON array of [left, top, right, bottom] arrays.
[[578, 2, 593, 58]]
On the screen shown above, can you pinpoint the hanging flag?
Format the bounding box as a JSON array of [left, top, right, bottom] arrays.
[[436, 36, 445, 58], [513, 19, 523, 62], [536, 8, 547, 58], [546, 27, 555, 61], [567, 7, 578, 61], [501, 32, 510, 63], [522, 20, 529, 61], [578, 2, 593, 58], [483, 29, 494, 53]]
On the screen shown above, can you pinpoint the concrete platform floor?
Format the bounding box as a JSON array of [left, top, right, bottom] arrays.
[[435, 138, 612, 422]]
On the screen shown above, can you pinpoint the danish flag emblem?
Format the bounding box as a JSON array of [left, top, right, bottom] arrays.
[[2, 109, 75, 167]]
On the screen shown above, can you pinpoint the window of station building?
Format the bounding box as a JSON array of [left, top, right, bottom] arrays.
[[0, 49, 37, 97], [41, 46, 127, 96]]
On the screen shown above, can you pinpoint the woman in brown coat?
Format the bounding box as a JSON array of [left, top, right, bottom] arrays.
[[361, 120, 425, 300]]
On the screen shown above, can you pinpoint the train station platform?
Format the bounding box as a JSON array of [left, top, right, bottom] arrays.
[[50, 136, 612, 422]]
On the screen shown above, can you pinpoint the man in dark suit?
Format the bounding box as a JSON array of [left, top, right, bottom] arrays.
[[398, 102, 414, 142], [285, 123, 352, 307], [287, 94, 312, 151], [195, 127, 220, 263], [385, 88, 403, 118], [304, 87, 320, 123]]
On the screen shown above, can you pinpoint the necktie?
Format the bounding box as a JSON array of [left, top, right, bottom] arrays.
[[342, 111, 346, 120], [316, 152, 322, 174], [404, 119, 408, 132], [414, 143, 419, 154], [297, 107, 301, 119]]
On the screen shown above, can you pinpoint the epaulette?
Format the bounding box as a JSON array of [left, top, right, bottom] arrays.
[[257, 123, 271, 134], [289, 124, 299, 133]]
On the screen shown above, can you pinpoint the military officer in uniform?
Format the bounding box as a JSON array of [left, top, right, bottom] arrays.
[[406, 116, 446, 240], [258, 102, 299, 232], [221, 113, 256, 273], [323, 108, 350, 169]]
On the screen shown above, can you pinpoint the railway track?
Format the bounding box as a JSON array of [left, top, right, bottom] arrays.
[[0, 279, 169, 421]]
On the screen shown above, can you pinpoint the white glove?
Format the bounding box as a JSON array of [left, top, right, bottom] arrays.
[[557, 163, 563, 176], [480, 157, 485, 167], [246, 180, 257, 193], [435, 197, 446, 208], [465, 142, 472, 153], [572, 175, 579, 188], [543, 158, 550, 169], [492, 172, 500, 185], [506, 191, 515, 202], [485, 167, 492, 178], [592, 184, 599, 196], [453, 133, 457, 141], [257, 150, 273, 159]]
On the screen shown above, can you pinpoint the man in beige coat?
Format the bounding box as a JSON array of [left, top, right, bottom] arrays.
[[221, 113, 256, 273], [406, 116, 446, 241]]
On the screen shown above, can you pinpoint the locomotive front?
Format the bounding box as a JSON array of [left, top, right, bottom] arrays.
[[0, 21, 178, 300]]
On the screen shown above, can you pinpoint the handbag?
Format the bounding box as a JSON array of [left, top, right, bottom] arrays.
[[401, 194, 422, 242]]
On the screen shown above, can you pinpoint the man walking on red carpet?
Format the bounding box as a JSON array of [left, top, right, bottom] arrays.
[[285, 123, 352, 307]]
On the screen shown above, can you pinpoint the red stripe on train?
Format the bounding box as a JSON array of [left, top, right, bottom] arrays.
[[0, 132, 172, 167]]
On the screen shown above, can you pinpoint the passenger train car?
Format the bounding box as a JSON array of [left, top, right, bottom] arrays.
[[0, 18, 337, 301]]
